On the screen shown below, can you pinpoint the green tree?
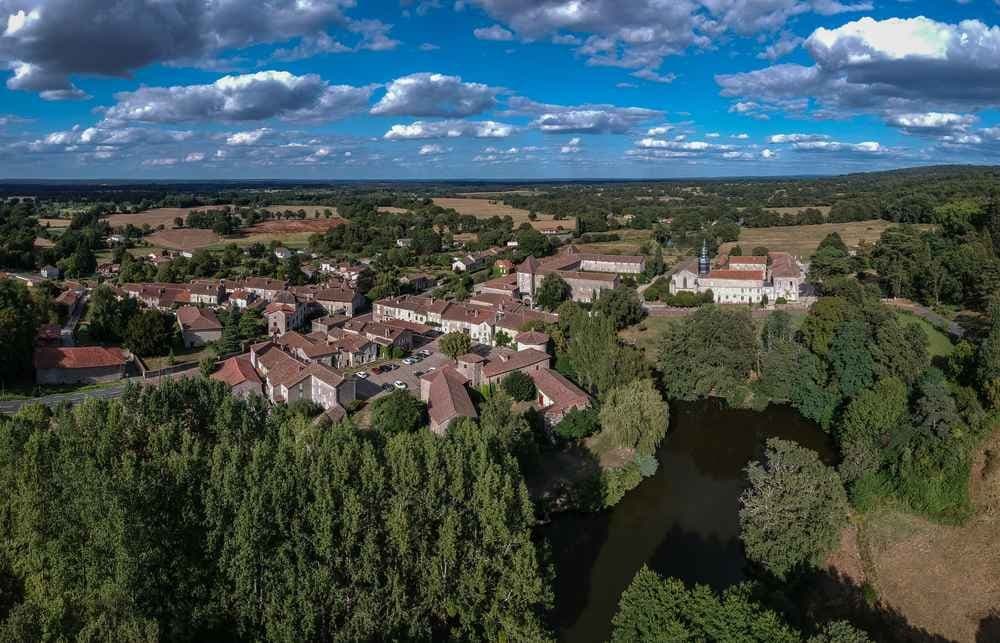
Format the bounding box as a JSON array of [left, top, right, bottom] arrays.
[[238, 307, 264, 340], [494, 329, 512, 348], [837, 378, 908, 484], [658, 306, 757, 402], [565, 314, 649, 398], [501, 371, 537, 402], [553, 407, 600, 441], [593, 287, 644, 330], [536, 274, 571, 311], [124, 309, 175, 357], [219, 307, 241, 354], [596, 378, 669, 457], [828, 320, 876, 399], [978, 310, 1000, 409], [0, 279, 38, 385], [439, 331, 472, 360], [873, 319, 929, 385], [369, 390, 427, 433], [739, 438, 849, 579], [611, 566, 801, 643]]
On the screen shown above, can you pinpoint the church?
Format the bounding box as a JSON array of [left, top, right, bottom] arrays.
[[669, 243, 807, 304]]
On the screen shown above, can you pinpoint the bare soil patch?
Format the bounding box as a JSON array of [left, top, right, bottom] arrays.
[[145, 228, 222, 250], [245, 218, 345, 235], [39, 218, 71, 228], [105, 207, 192, 229], [377, 206, 410, 214]]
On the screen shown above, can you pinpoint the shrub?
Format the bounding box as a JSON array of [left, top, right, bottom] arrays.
[[554, 407, 600, 441], [501, 371, 537, 402]]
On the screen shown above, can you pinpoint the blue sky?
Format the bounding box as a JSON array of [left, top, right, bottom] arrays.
[[2, 0, 1000, 179]]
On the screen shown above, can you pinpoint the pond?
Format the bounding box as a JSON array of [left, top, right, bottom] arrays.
[[543, 398, 834, 643]]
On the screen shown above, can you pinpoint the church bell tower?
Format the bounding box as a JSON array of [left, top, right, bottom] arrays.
[[698, 240, 710, 276]]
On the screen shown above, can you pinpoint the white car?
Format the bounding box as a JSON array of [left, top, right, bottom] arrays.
[[402, 357, 416, 365], [356, 371, 369, 379], [393, 380, 407, 390]]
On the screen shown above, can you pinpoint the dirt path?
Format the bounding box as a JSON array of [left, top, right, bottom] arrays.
[[827, 430, 1000, 642]]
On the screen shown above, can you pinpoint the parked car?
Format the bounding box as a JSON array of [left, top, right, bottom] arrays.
[[380, 383, 393, 392], [393, 380, 407, 390], [417, 349, 431, 357], [356, 371, 369, 379], [402, 357, 416, 365], [369, 367, 381, 375]]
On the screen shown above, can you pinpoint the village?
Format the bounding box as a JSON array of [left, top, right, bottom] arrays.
[[12, 233, 751, 437]]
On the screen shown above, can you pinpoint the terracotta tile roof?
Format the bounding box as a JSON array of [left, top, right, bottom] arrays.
[[243, 277, 287, 291], [482, 348, 550, 379], [727, 255, 768, 265], [442, 302, 494, 325], [212, 355, 261, 387], [516, 331, 550, 346], [704, 269, 766, 281], [529, 368, 590, 416], [578, 252, 645, 265], [553, 269, 619, 283], [176, 305, 222, 332], [286, 363, 344, 389], [425, 366, 477, 428], [376, 295, 449, 316], [34, 346, 126, 370], [457, 352, 485, 364], [769, 252, 802, 279], [265, 302, 297, 315], [315, 287, 358, 303]]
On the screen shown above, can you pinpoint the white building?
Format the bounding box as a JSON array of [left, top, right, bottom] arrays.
[[670, 246, 806, 304]]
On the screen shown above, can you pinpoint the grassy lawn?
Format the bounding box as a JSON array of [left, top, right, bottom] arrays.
[[719, 220, 933, 258], [619, 316, 677, 362], [143, 344, 214, 370], [0, 378, 125, 401], [896, 311, 954, 357], [575, 229, 654, 255]]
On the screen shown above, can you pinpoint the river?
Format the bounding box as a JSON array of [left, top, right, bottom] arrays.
[[543, 398, 834, 643]]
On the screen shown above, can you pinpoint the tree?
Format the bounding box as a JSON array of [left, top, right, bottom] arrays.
[[238, 307, 264, 340], [596, 378, 669, 457], [873, 319, 929, 385], [501, 371, 536, 402], [611, 566, 802, 643], [536, 274, 570, 311], [593, 287, 644, 330], [912, 368, 960, 439], [739, 438, 849, 579], [761, 310, 794, 351], [124, 309, 175, 357], [658, 306, 757, 402], [0, 279, 38, 385], [493, 329, 512, 348], [219, 307, 241, 354], [978, 310, 1000, 409], [369, 390, 427, 433], [565, 314, 649, 398], [838, 378, 908, 484], [88, 287, 139, 343], [554, 407, 600, 441], [439, 331, 472, 360], [828, 320, 876, 399]]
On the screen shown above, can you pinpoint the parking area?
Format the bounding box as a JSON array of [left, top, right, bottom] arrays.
[[353, 337, 451, 400]]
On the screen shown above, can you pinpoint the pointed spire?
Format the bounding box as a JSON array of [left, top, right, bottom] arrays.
[[698, 239, 710, 276]]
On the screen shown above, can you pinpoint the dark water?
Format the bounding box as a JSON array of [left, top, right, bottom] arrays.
[[543, 398, 834, 643]]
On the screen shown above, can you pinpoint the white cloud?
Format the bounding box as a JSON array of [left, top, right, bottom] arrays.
[[102, 71, 374, 123], [473, 24, 514, 41], [508, 97, 661, 134], [760, 148, 776, 159], [184, 152, 205, 162], [382, 119, 516, 139], [370, 72, 498, 117], [226, 128, 274, 145], [768, 133, 830, 143], [718, 17, 1000, 120], [0, 0, 372, 99], [561, 137, 582, 154], [419, 143, 445, 155]]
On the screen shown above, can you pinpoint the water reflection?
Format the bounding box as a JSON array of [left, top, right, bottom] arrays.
[[543, 398, 833, 643]]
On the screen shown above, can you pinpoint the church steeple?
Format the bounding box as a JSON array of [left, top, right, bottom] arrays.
[[698, 239, 710, 276]]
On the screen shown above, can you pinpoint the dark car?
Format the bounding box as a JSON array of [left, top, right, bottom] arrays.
[[380, 383, 393, 392]]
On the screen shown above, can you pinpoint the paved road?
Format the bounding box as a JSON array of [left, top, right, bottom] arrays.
[[0, 367, 199, 414], [883, 298, 966, 339]]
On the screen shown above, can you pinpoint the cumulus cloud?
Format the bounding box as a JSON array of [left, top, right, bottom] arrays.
[[791, 140, 885, 153], [768, 133, 830, 143], [382, 119, 516, 139], [508, 96, 661, 134], [370, 72, 498, 117], [884, 112, 977, 136], [418, 143, 445, 155], [757, 31, 803, 61], [560, 137, 582, 154], [0, 0, 374, 98], [717, 16, 1000, 121], [101, 71, 374, 123], [225, 128, 274, 145], [473, 24, 514, 41], [464, 0, 869, 79]]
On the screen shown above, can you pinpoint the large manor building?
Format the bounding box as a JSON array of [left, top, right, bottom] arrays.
[[515, 246, 645, 306], [669, 244, 807, 304]]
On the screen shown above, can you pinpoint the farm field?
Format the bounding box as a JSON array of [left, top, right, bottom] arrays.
[[575, 229, 653, 255], [377, 206, 410, 214], [720, 220, 906, 257], [39, 218, 71, 228], [259, 204, 338, 217], [432, 196, 575, 231], [145, 228, 223, 251]]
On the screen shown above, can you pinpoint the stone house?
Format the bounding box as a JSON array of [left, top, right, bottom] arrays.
[[34, 346, 128, 385], [176, 305, 223, 348]]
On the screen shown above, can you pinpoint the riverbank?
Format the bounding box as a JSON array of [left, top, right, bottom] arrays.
[[826, 426, 1000, 642]]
